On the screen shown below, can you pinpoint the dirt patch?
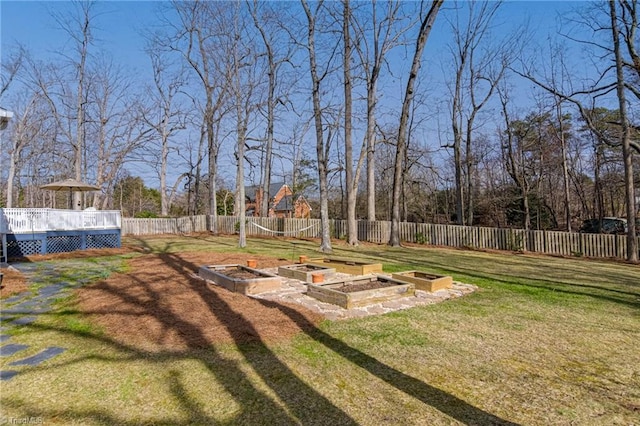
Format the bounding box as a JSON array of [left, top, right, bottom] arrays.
[[294, 265, 326, 272], [76, 252, 324, 351], [333, 280, 395, 293], [0, 268, 29, 297], [218, 267, 267, 280]]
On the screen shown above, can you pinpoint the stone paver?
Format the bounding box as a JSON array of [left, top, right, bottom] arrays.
[[0, 370, 19, 381], [12, 317, 37, 326], [248, 267, 478, 320], [0, 263, 75, 380], [9, 347, 66, 367], [2, 295, 25, 304], [0, 343, 29, 357]]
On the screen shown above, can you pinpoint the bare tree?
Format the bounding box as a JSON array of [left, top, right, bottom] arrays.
[[446, 0, 508, 226], [342, 0, 360, 245], [249, 1, 294, 219], [1, 45, 26, 206], [549, 82, 574, 231], [162, 1, 231, 230], [302, 0, 334, 253], [226, 3, 260, 248], [389, 0, 443, 247], [86, 57, 151, 209], [51, 1, 96, 209], [351, 1, 409, 222], [0, 45, 25, 98], [6, 92, 49, 207], [513, 0, 638, 261], [610, 0, 638, 261], [498, 85, 533, 230], [142, 48, 187, 216]]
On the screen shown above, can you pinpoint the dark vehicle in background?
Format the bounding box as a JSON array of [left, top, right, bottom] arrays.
[[580, 217, 627, 234]]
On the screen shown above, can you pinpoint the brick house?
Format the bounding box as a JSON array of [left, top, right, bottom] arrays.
[[245, 183, 311, 219]]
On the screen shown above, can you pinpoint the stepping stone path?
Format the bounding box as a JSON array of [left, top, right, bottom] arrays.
[[0, 263, 77, 381]]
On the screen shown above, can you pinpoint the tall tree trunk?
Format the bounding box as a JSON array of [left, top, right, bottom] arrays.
[[252, 5, 275, 219], [207, 104, 218, 227], [365, 87, 377, 221], [556, 100, 572, 232], [236, 123, 247, 248], [303, 0, 332, 253], [610, 0, 638, 262], [344, 0, 358, 245], [160, 117, 170, 216], [452, 57, 465, 226], [73, 5, 91, 210], [465, 131, 474, 226], [390, 0, 443, 246]]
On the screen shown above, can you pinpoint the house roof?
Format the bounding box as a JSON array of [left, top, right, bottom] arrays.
[[274, 195, 293, 211], [274, 195, 311, 212], [245, 182, 287, 202]]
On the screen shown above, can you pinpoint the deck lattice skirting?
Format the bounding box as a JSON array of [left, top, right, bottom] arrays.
[[1, 208, 121, 260]]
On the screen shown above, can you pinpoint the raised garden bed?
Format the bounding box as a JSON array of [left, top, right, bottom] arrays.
[[277, 264, 336, 283], [391, 271, 453, 292], [307, 257, 383, 275], [306, 275, 414, 309], [199, 264, 282, 295]]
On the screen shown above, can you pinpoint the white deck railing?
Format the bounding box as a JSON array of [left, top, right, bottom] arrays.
[[0, 208, 121, 234]]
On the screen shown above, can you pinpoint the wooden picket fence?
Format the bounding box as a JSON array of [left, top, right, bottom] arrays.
[[121, 215, 640, 260]]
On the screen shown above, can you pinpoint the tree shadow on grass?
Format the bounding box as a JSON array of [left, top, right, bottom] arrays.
[[256, 298, 520, 426], [158, 251, 358, 425], [427, 261, 640, 310], [157, 250, 520, 424], [355, 248, 640, 310], [1, 253, 357, 425], [3, 248, 521, 425]]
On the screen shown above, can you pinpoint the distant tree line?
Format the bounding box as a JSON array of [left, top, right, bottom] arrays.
[[1, 1, 638, 260]]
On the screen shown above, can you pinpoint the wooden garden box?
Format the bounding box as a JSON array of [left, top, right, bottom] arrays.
[[391, 271, 452, 292], [306, 274, 414, 309], [307, 257, 383, 275], [277, 264, 336, 283], [199, 264, 282, 295]]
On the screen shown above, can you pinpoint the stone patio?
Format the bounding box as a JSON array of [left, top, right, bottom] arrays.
[[249, 268, 478, 320]]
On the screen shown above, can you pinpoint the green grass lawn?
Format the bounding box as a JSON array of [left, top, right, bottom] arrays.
[[1, 234, 639, 425]]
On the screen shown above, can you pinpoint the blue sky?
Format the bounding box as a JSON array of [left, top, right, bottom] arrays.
[[2, 1, 158, 78], [1, 1, 586, 189], [2, 0, 579, 81]]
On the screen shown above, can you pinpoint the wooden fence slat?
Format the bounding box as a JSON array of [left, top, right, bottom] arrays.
[[120, 216, 640, 260]]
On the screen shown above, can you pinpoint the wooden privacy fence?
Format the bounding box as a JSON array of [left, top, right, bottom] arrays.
[[121, 215, 640, 260], [122, 216, 208, 236]]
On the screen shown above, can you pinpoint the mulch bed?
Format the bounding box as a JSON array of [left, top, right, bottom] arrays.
[[0, 268, 29, 297], [76, 252, 324, 351]]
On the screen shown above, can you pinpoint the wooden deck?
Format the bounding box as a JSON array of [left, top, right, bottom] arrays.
[[1, 208, 121, 261]]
